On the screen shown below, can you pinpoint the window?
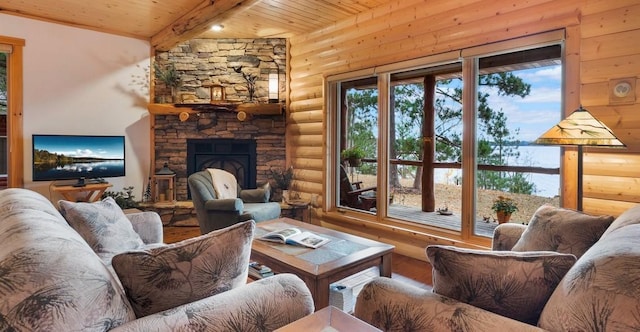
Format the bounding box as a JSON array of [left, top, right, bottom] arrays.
[[334, 76, 379, 213], [328, 32, 564, 240], [0, 36, 26, 188], [0, 48, 9, 179]]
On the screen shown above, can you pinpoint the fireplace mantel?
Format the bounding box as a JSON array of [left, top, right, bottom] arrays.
[[147, 103, 283, 118]]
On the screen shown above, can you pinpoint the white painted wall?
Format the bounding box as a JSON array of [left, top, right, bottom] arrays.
[[0, 13, 152, 201]]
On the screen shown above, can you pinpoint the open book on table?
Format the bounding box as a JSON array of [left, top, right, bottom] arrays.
[[259, 227, 330, 249]]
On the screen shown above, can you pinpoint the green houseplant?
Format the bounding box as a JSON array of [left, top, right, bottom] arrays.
[[102, 186, 138, 209], [270, 166, 294, 203], [491, 195, 518, 224], [154, 63, 181, 103], [340, 146, 365, 167]]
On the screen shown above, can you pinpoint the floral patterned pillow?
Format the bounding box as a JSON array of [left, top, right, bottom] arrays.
[[112, 220, 255, 317], [59, 197, 145, 258], [511, 205, 614, 258], [427, 245, 576, 325]]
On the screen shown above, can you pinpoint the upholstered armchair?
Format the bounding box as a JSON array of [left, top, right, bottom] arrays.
[[188, 169, 281, 234], [353, 204, 640, 332]]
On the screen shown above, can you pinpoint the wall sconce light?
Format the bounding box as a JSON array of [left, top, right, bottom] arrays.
[[268, 72, 279, 103]]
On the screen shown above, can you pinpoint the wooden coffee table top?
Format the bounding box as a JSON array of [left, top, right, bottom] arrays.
[[252, 218, 394, 278], [252, 218, 394, 309]]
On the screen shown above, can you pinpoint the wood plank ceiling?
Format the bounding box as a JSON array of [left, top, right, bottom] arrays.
[[0, 0, 390, 50]]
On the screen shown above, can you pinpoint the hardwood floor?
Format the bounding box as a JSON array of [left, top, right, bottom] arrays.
[[163, 226, 433, 290]]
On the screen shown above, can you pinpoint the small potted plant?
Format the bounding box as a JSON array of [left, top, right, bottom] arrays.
[[340, 146, 365, 167], [270, 166, 294, 202], [491, 195, 518, 224], [154, 62, 181, 103]]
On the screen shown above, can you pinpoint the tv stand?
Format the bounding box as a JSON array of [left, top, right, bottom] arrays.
[[52, 183, 112, 202]]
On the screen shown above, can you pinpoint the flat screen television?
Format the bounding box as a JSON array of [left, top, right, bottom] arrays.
[[32, 134, 125, 184]]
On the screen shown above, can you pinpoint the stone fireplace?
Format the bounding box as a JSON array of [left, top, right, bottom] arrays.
[[153, 111, 286, 201]]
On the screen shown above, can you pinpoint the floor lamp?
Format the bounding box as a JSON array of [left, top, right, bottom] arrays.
[[534, 105, 625, 211]]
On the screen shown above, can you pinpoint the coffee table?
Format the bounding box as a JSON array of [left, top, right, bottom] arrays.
[[251, 218, 394, 309]]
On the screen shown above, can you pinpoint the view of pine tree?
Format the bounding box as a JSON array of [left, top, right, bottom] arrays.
[[343, 71, 537, 195], [345, 88, 377, 174]]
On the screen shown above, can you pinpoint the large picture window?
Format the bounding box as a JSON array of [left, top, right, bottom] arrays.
[[329, 32, 564, 240]]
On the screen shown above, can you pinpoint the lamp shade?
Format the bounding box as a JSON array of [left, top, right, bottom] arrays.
[[534, 106, 625, 147]]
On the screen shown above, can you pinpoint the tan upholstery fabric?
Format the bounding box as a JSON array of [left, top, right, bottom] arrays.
[[112, 220, 254, 317], [427, 245, 576, 325], [511, 204, 614, 258], [59, 197, 145, 258]]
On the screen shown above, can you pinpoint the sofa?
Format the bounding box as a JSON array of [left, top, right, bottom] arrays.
[[0, 188, 313, 331], [188, 169, 281, 234], [355, 204, 640, 331]]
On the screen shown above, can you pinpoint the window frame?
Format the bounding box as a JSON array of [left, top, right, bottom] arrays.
[[325, 30, 571, 245], [0, 36, 25, 188]]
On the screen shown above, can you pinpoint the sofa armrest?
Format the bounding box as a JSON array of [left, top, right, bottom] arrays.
[[204, 198, 244, 212], [354, 277, 544, 332], [111, 274, 314, 332], [492, 223, 527, 250], [126, 211, 163, 244]]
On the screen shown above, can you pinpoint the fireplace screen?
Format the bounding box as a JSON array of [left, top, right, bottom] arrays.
[[187, 139, 257, 192]]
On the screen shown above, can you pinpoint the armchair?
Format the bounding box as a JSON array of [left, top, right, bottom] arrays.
[[354, 205, 640, 332], [339, 164, 377, 211], [188, 169, 281, 234]]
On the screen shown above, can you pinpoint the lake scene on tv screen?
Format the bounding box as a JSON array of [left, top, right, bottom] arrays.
[[33, 135, 125, 181]]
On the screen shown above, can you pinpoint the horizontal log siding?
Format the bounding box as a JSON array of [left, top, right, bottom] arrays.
[[287, 0, 640, 259], [580, 1, 640, 215]]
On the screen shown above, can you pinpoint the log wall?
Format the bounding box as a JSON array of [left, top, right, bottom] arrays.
[[287, 0, 640, 259]]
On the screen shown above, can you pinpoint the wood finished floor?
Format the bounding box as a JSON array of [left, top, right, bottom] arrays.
[[164, 226, 433, 290]]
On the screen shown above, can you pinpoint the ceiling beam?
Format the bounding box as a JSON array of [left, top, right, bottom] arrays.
[[151, 0, 261, 51]]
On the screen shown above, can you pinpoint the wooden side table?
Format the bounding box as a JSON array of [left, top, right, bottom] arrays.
[[280, 201, 310, 222], [52, 183, 112, 202]]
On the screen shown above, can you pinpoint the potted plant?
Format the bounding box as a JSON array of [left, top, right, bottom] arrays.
[[491, 195, 518, 224], [340, 146, 365, 167], [154, 62, 181, 103], [270, 166, 294, 202]]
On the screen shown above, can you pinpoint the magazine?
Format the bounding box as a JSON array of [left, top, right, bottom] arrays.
[[259, 227, 330, 248]]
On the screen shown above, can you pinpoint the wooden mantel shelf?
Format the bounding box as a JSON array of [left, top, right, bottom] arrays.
[[147, 103, 283, 116]]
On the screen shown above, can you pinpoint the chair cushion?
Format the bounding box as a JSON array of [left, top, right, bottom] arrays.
[[240, 183, 271, 203], [511, 204, 614, 258], [427, 245, 576, 325], [111, 220, 255, 317], [59, 197, 145, 259]]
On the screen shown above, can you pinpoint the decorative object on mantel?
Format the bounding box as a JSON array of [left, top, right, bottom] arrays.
[[210, 85, 226, 104], [146, 103, 283, 117], [233, 66, 258, 102], [268, 71, 279, 103], [154, 63, 181, 104]]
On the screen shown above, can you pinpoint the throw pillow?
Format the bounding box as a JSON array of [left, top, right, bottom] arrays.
[[427, 245, 576, 325], [59, 197, 145, 257], [240, 182, 271, 203], [511, 204, 614, 258], [112, 220, 255, 317]]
